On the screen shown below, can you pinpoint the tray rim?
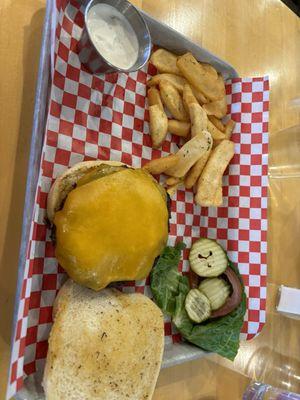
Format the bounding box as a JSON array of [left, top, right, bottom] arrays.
[[8, 0, 53, 398], [140, 9, 239, 80]]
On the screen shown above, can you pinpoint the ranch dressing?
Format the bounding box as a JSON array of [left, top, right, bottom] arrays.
[[87, 3, 139, 70]]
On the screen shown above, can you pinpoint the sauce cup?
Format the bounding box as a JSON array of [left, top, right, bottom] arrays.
[[78, 0, 152, 74]]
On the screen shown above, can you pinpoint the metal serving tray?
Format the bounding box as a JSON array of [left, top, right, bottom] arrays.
[[11, 1, 238, 398]]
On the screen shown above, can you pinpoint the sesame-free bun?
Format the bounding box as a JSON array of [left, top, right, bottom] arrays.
[[47, 160, 125, 223], [43, 280, 164, 400]]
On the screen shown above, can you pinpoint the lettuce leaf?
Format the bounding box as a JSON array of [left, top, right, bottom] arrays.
[[150, 244, 247, 361], [150, 242, 188, 315]]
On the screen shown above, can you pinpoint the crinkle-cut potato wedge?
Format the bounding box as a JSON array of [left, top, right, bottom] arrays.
[[147, 73, 187, 93], [207, 119, 226, 140], [183, 84, 198, 113], [207, 182, 222, 207], [159, 81, 189, 121], [195, 140, 235, 207], [184, 144, 212, 189], [165, 176, 182, 186], [168, 120, 190, 138], [213, 119, 236, 148], [177, 53, 225, 101], [150, 48, 181, 75], [149, 104, 168, 148], [191, 86, 209, 105], [215, 74, 226, 100], [165, 131, 212, 178], [203, 96, 227, 119], [143, 154, 179, 175], [201, 62, 219, 80], [166, 182, 181, 196], [224, 118, 236, 139], [148, 87, 164, 111], [189, 103, 208, 137], [208, 115, 225, 132]]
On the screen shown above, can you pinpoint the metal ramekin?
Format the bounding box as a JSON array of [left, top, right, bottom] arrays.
[[78, 0, 152, 74]]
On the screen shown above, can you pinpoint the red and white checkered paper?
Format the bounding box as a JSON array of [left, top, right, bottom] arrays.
[[7, 0, 269, 397]]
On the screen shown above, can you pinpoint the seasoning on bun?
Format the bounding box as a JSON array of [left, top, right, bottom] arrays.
[[43, 280, 164, 400]]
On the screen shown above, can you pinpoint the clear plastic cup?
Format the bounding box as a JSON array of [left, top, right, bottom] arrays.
[[243, 382, 300, 400]]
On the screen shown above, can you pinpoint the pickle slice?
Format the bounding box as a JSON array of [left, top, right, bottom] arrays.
[[185, 289, 211, 323], [199, 278, 231, 310], [189, 238, 227, 277]]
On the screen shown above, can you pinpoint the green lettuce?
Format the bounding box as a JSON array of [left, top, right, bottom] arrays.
[[150, 242, 188, 315], [150, 243, 246, 361]]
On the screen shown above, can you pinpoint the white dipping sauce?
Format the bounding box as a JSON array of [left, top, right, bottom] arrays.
[[87, 3, 139, 70]]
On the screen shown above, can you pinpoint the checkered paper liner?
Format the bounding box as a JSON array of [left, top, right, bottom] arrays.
[[7, 0, 269, 397]]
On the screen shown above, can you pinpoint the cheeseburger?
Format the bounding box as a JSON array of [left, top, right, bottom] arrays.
[[47, 161, 169, 290]]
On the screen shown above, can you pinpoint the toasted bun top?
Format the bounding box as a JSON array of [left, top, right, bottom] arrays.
[[47, 160, 125, 223], [48, 162, 168, 291], [43, 280, 164, 400]]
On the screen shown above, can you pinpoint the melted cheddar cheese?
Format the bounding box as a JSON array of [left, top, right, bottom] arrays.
[[54, 168, 168, 290]]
